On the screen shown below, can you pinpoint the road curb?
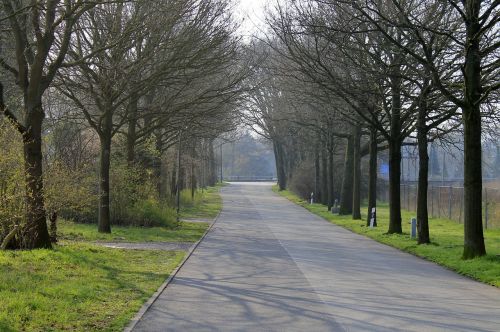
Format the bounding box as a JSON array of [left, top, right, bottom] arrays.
[[123, 209, 222, 332]]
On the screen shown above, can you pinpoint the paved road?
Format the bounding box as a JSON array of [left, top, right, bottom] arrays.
[[133, 182, 500, 332]]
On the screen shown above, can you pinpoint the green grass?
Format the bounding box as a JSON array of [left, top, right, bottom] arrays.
[[0, 184, 224, 331], [0, 242, 184, 331], [274, 186, 500, 287], [180, 183, 224, 220], [58, 220, 208, 243], [58, 184, 225, 243]]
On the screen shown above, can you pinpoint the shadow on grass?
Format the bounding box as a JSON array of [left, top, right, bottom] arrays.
[[0, 320, 17, 332]]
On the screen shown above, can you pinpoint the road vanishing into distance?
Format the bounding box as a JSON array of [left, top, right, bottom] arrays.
[[133, 182, 500, 332]]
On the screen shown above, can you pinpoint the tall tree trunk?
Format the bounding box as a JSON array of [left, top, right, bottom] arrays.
[[314, 149, 321, 203], [170, 167, 177, 195], [126, 93, 138, 165], [461, 0, 486, 258], [387, 63, 403, 234], [339, 136, 354, 214], [462, 104, 485, 257], [208, 140, 217, 186], [321, 149, 328, 205], [417, 117, 430, 244], [273, 140, 287, 190], [191, 146, 196, 199], [285, 143, 294, 186], [22, 103, 51, 249], [352, 126, 362, 219], [388, 138, 402, 233], [159, 156, 166, 201], [154, 131, 163, 196], [367, 127, 378, 226], [98, 129, 112, 233], [327, 141, 334, 211], [416, 83, 431, 244]]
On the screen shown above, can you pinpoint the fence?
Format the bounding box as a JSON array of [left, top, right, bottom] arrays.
[[377, 181, 500, 229]]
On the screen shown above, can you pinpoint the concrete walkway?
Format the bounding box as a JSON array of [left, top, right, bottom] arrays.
[[132, 182, 500, 332]]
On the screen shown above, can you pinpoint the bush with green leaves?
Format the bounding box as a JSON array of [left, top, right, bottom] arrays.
[[44, 161, 97, 223], [0, 119, 25, 245], [127, 199, 177, 228]]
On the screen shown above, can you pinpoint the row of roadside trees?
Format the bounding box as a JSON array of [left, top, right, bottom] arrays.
[[0, 0, 247, 249], [246, 0, 499, 259]]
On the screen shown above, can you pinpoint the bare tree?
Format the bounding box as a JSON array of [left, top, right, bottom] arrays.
[[0, 0, 99, 249]]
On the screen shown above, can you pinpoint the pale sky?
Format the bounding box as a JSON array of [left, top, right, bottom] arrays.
[[234, 0, 268, 39]]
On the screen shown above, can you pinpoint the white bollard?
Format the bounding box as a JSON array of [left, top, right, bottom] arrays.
[[369, 207, 376, 228]]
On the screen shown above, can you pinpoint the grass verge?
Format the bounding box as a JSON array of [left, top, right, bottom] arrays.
[[0, 243, 184, 331], [274, 186, 500, 287], [58, 184, 225, 243], [0, 185, 224, 331], [58, 221, 208, 243], [180, 183, 224, 220]]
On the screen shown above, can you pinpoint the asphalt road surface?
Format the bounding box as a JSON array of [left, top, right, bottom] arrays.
[[133, 182, 500, 332]]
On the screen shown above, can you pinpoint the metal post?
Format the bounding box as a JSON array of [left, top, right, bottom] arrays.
[[411, 217, 417, 238]]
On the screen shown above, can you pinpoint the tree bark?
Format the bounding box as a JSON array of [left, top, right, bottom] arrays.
[[462, 103, 485, 257], [388, 138, 402, 233], [273, 141, 287, 190], [417, 111, 430, 244], [461, 0, 486, 258], [314, 149, 321, 203], [208, 140, 217, 186], [387, 61, 403, 234], [191, 146, 196, 199], [126, 93, 138, 165], [352, 126, 362, 219], [321, 149, 328, 205], [367, 127, 378, 226], [416, 83, 431, 244], [154, 131, 163, 196], [22, 103, 52, 249], [339, 136, 354, 214], [98, 113, 113, 233], [327, 140, 334, 211]]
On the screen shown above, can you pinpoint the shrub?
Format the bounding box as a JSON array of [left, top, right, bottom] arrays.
[[44, 161, 97, 223], [289, 161, 315, 200], [180, 188, 204, 207], [109, 162, 157, 225], [0, 119, 24, 245], [127, 199, 177, 228]]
